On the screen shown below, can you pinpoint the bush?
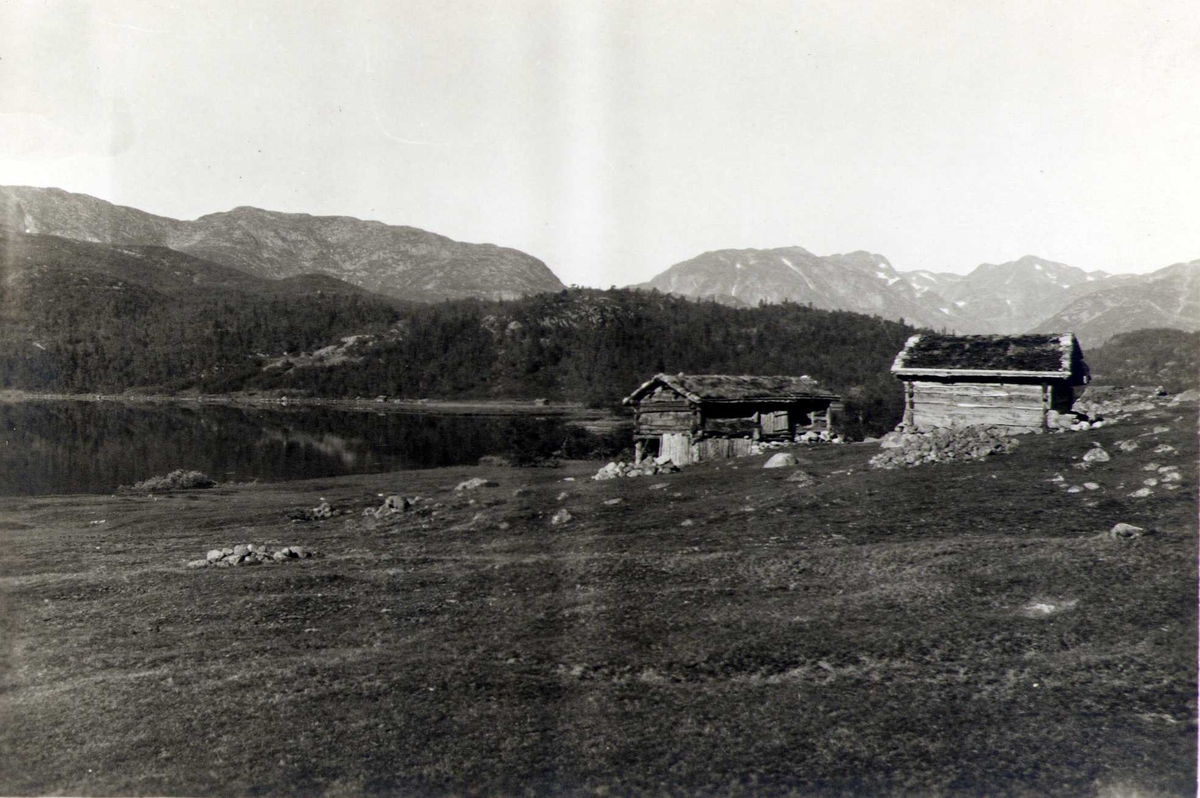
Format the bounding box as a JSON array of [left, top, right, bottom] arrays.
[[126, 469, 216, 492]]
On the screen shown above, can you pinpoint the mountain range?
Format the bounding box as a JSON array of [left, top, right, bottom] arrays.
[[0, 186, 563, 302], [1, 186, 1195, 347], [640, 248, 1197, 346]]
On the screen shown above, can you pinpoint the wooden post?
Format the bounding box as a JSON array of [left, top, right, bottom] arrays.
[[634, 439, 645, 465]]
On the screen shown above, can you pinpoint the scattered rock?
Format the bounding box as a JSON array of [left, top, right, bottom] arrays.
[[186, 559, 210, 569], [648, 483, 670, 491], [1081, 446, 1110, 463], [1143, 478, 1159, 487], [1142, 462, 1161, 471], [1152, 444, 1176, 455], [1151, 426, 1171, 435], [206, 549, 225, 562], [603, 498, 624, 506], [763, 452, 798, 469], [456, 477, 498, 491], [1167, 389, 1200, 406], [1106, 523, 1145, 540], [1067, 485, 1084, 493], [786, 470, 816, 486], [1128, 487, 1153, 498], [679, 519, 695, 527], [1161, 471, 1182, 483], [550, 509, 574, 526], [1115, 440, 1140, 452], [512, 487, 530, 497], [1083, 482, 1100, 491], [556, 491, 570, 501], [1023, 599, 1078, 616]]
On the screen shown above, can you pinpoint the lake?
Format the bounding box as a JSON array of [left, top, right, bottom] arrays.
[[0, 400, 602, 496]]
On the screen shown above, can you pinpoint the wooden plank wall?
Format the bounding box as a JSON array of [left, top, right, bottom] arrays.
[[661, 433, 693, 466], [696, 437, 753, 461], [761, 410, 790, 435], [910, 381, 1048, 429]]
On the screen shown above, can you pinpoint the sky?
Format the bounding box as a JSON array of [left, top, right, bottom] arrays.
[[1, 0, 1198, 286]]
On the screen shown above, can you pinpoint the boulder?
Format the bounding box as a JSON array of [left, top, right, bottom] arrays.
[[763, 452, 798, 469], [1168, 389, 1200, 406], [206, 549, 225, 562], [1081, 447, 1110, 463], [233, 544, 251, 557], [1108, 523, 1145, 539], [550, 509, 574, 526], [455, 477, 498, 491], [186, 559, 210, 569]]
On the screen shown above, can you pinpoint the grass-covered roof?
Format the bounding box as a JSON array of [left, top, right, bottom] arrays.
[[892, 333, 1088, 379], [625, 373, 839, 404]]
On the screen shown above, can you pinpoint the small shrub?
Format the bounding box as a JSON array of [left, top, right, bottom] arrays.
[[125, 469, 216, 492]]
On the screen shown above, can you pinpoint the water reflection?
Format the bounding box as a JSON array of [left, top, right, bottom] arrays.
[[0, 401, 570, 496]]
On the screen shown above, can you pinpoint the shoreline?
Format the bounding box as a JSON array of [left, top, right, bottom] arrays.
[[0, 389, 624, 423]]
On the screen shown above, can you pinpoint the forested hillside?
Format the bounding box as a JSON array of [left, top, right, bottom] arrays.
[[252, 290, 915, 436], [1086, 329, 1200, 393], [1, 232, 916, 436]]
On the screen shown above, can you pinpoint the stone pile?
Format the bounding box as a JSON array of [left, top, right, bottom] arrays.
[[307, 501, 334, 520], [794, 430, 845, 445], [187, 544, 317, 568], [363, 494, 412, 518], [593, 458, 680, 480], [870, 427, 1020, 469]]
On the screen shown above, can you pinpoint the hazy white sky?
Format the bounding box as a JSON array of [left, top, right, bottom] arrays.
[[2, 0, 1197, 285]]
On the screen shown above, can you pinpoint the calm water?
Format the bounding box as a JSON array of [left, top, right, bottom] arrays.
[[0, 400, 578, 496]]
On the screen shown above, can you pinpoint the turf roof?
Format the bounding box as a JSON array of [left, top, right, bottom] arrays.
[[625, 373, 839, 404], [892, 333, 1084, 375]]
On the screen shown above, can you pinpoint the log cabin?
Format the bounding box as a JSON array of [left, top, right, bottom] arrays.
[[623, 373, 842, 465], [890, 333, 1090, 431]]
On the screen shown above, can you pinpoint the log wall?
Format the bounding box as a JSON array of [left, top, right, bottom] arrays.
[[909, 380, 1051, 429]]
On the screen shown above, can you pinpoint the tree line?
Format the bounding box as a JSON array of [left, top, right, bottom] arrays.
[[2, 275, 918, 436]]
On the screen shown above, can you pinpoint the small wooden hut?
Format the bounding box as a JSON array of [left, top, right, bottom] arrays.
[[890, 333, 1090, 431], [623, 373, 842, 465]]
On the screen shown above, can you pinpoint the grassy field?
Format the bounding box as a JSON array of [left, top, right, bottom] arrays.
[[1, 402, 1195, 796]]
